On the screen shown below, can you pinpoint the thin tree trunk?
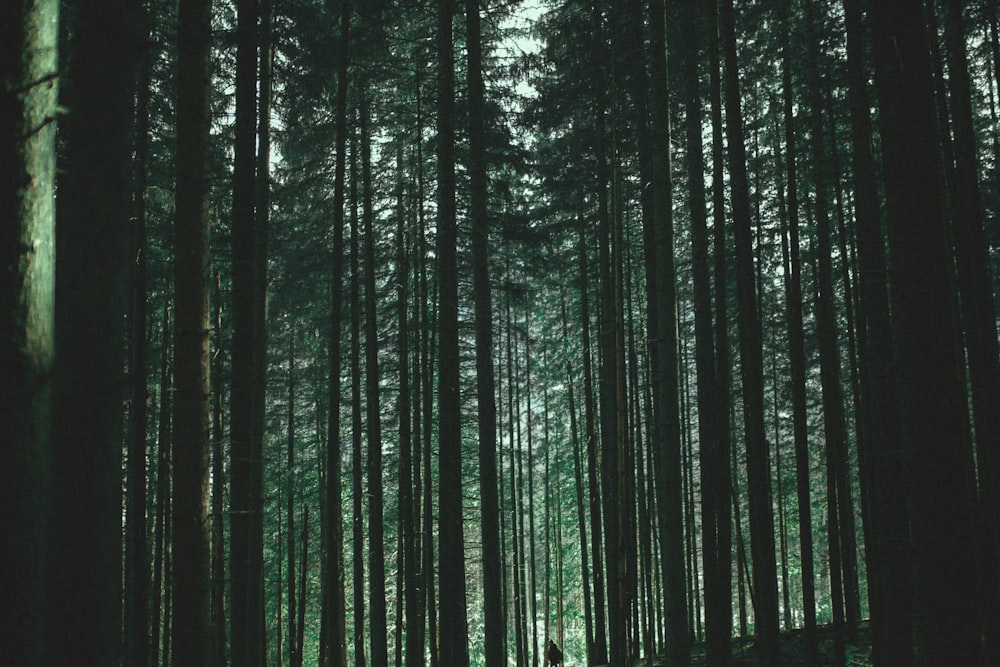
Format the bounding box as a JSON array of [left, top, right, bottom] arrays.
[[779, 6, 817, 662], [323, 1, 350, 663], [211, 273, 227, 667], [720, 0, 780, 663], [151, 306, 172, 667], [349, 121, 367, 667], [126, 23, 152, 667], [358, 88, 389, 667], [708, 0, 733, 660]]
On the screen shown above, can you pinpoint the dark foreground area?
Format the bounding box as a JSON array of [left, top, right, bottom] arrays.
[[645, 621, 872, 666]]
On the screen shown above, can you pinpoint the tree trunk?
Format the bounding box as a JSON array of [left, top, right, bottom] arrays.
[[229, 0, 261, 660], [436, 0, 471, 663], [778, 6, 818, 663], [720, 0, 780, 663], [170, 0, 214, 661], [840, 0, 913, 661], [211, 273, 227, 667], [0, 3, 58, 662], [464, 1, 505, 663], [871, 0, 983, 661], [50, 0, 142, 662], [349, 120, 367, 667], [941, 4, 1000, 658], [323, 1, 350, 663], [708, 0, 734, 660]]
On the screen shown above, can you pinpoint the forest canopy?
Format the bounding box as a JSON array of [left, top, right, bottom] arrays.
[[2, 0, 1000, 666]]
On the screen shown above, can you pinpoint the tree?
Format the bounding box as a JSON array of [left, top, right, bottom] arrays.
[[436, 1, 470, 665], [871, 0, 983, 662], [0, 3, 58, 664], [49, 0, 143, 663], [465, 1, 505, 665], [719, 0, 781, 663], [171, 0, 214, 662], [229, 0, 264, 661]]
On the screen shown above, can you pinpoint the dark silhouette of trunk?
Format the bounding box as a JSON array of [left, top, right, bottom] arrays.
[[942, 4, 1000, 658], [804, 5, 850, 664], [436, 0, 471, 663], [871, 0, 983, 662], [464, 1, 504, 663], [287, 329, 300, 667], [720, 0, 780, 663], [679, 0, 723, 660], [323, 1, 350, 663], [580, 217, 609, 665], [647, 0, 689, 663], [349, 121, 367, 667], [395, 141, 420, 667], [170, 0, 213, 661], [0, 3, 58, 662], [229, 0, 262, 661], [126, 23, 152, 667], [358, 89, 389, 667], [563, 295, 595, 664], [50, 0, 142, 662], [840, 0, 913, 661], [211, 273, 227, 667], [151, 306, 172, 667], [778, 5, 817, 663], [708, 0, 733, 660]]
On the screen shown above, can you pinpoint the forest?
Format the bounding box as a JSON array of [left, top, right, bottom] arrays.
[[3, 0, 1000, 665]]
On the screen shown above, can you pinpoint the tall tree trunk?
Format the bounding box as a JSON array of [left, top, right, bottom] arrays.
[[170, 0, 213, 661], [126, 20, 152, 667], [804, 4, 848, 664], [50, 0, 142, 662], [647, 0, 689, 663], [349, 122, 367, 667], [708, 0, 733, 661], [580, 216, 609, 665], [0, 3, 58, 663], [464, 1, 504, 664], [941, 4, 1000, 658], [871, 0, 983, 662], [358, 88, 389, 667], [840, 0, 913, 661], [287, 329, 299, 667], [719, 0, 780, 663], [229, 0, 261, 661], [151, 306, 172, 667], [436, 0, 470, 663], [323, 1, 351, 663], [563, 298, 595, 665], [396, 141, 421, 667], [211, 273, 227, 667], [778, 5, 818, 663]]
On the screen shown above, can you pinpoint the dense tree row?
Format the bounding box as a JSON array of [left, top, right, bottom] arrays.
[[3, 0, 1000, 665]]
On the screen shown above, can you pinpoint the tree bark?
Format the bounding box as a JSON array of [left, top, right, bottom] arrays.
[[0, 3, 58, 663], [871, 0, 983, 662], [170, 0, 214, 661], [50, 0, 142, 662], [719, 0, 780, 663]]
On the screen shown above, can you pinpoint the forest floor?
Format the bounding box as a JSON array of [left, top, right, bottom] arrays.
[[643, 620, 872, 666]]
